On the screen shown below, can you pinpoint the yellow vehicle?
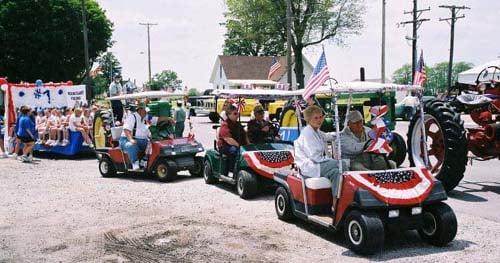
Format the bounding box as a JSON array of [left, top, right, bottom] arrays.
[[207, 96, 287, 123]]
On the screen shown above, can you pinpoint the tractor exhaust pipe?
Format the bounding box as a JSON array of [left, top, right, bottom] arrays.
[[360, 67, 365, 81], [485, 123, 500, 141]]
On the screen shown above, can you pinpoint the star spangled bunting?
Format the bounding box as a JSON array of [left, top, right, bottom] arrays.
[[365, 137, 393, 154], [370, 105, 388, 118], [268, 56, 282, 79], [413, 50, 427, 86], [235, 98, 246, 113], [303, 51, 330, 100]]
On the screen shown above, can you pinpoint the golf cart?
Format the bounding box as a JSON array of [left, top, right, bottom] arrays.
[[273, 82, 457, 255], [94, 91, 204, 182], [203, 89, 295, 199]]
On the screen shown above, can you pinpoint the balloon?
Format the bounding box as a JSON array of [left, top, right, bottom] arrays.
[[35, 79, 43, 87], [0, 77, 7, 85], [66, 80, 73, 85]]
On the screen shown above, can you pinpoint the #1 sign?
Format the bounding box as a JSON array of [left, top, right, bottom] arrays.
[[10, 84, 87, 108]]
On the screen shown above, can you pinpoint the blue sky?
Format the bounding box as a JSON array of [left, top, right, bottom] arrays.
[[96, 0, 499, 90]]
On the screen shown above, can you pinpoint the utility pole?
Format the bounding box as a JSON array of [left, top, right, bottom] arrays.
[[381, 0, 386, 83], [399, 0, 430, 83], [439, 5, 470, 91], [285, 0, 293, 88], [139, 22, 158, 84], [81, 0, 91, 99]]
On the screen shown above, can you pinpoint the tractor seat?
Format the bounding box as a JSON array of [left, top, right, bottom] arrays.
[[305, 177, 332, 190], [457, 94, 492, 107]]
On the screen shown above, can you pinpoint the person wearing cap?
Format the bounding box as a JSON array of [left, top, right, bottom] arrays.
[[173, 101, 186, 138], [247, 104, 277, 144], [340, 110, 394, 171], [108, 74, 124, 123], [294, 105, 350, 211], [119, 101, 150, 170]]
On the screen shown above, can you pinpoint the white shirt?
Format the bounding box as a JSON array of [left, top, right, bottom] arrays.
[[69, 114, 83, 131], [401, 95, 419, 107], [121, 112, 150, 139], [294, 125, 336, 177]]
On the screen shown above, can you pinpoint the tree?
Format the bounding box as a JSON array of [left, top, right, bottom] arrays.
[[89, 52, 122, 98], [0, 0, 113, 83], [223, 0, 286, 56], [392, 64, 413, 85], [188, 88, 200, 96], [392, 61, 474, 95], [223, 0, 365, 88], [147, 70, 182, 91]]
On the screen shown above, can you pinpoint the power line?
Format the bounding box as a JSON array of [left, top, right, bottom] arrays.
[[439, 5, 470, 91], [139, 22, 158, 85], [398, 0, 430, 83]]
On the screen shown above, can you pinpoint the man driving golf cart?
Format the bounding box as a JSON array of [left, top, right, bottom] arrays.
[[247, 104, 278, 144], [119, 101, 174, 170], [340, 110, 396, 171]]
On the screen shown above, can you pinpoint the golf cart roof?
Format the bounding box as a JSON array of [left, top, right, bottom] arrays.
[[212, 88, 293, 98], [106, 91, 186, 100], [287, 81, 423, 96]]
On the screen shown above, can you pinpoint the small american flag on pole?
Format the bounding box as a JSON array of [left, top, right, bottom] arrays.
[[303, 51, 330, 100], [268, 56, 282, 79], [413, 50, 427, 86]]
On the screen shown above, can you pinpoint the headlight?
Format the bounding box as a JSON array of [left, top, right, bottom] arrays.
[[411, 207, 422, 215], [388, 210, 399, 218]]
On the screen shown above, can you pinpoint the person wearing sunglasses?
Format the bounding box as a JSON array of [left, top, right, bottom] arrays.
[[217, 104, 248, 157], [294, 105, 350, 211]]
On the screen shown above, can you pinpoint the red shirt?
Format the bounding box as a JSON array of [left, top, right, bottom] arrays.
[[217, 121, 231, 149]]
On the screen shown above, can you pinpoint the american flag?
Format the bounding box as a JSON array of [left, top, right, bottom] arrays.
[[303, 51, 330, 100], [268, 56, 282, 79], [413, 50, 427, 86]]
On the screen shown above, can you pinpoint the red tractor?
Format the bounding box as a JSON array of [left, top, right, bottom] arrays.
[[408, 66, 499, 192]]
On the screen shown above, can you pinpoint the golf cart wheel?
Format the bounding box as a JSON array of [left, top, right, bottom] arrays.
[[236, 170, 258, 199], [388, 132, 407, 167], [189, 157, 204, 177], [155, 161, 175, 182], [208, 112, 219, 123], [99, 157, 116, 178], [418, 202, 457, 246], [203, 160, 217, 184], [275, 187, 294, 221], [407, 99, 467, 192], [344, 210, 384, 255]]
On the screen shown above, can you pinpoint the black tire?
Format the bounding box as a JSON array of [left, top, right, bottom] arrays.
[[344, 210, 385, 255], [407, 99, 467, 192], [98, 156, 116, 178], [236, 170, 258, 199], [154, 161, 176, 182], [208, 112, 219, 123], [275, 187, 294, 221], [418, 202, 457, 246], [189, 108, 196, 117], [189, 156, 204, 177], [388, 132, 407, 167], [275, 108, 282, 121], [203, 160, 217, 184]]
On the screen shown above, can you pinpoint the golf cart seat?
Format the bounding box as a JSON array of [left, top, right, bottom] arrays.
[[304, 177, 332, 190], [457, 94, 492, 108]]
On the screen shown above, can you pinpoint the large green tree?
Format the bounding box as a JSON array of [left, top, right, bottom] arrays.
[[0, 0, 113, 83], [147, 70, 182, 91], [223, 0, 365, 89]]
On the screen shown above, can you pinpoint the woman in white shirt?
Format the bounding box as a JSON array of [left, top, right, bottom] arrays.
[[35, 109, 47, 144], [294, 105, 350, 207], [69, 108, 92, 146]]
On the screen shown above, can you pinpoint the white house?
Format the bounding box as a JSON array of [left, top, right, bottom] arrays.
[[209, 55, 313, 90]]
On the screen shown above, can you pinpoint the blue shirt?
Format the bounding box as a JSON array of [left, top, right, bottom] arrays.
[[16, 115, 35, 138]]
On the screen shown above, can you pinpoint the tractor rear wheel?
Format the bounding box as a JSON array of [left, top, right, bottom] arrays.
[[407, 99, 467, 192]]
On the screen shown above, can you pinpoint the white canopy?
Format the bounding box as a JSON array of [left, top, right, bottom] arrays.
[[458, 60, 500, 85], [287, 81, 422, 96], [106, 91, 186, 100], [212, 88, 293, 97]]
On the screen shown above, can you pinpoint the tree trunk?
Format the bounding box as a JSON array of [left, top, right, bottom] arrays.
[[293, 45, 305, 89]]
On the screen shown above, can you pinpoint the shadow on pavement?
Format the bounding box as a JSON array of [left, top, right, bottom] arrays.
[[103, 172, 203, 184], [448, 180, 500, 202], [34, 150, 96, 160], [210, 182, 275, 201], [284, 219, 475, 260]]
